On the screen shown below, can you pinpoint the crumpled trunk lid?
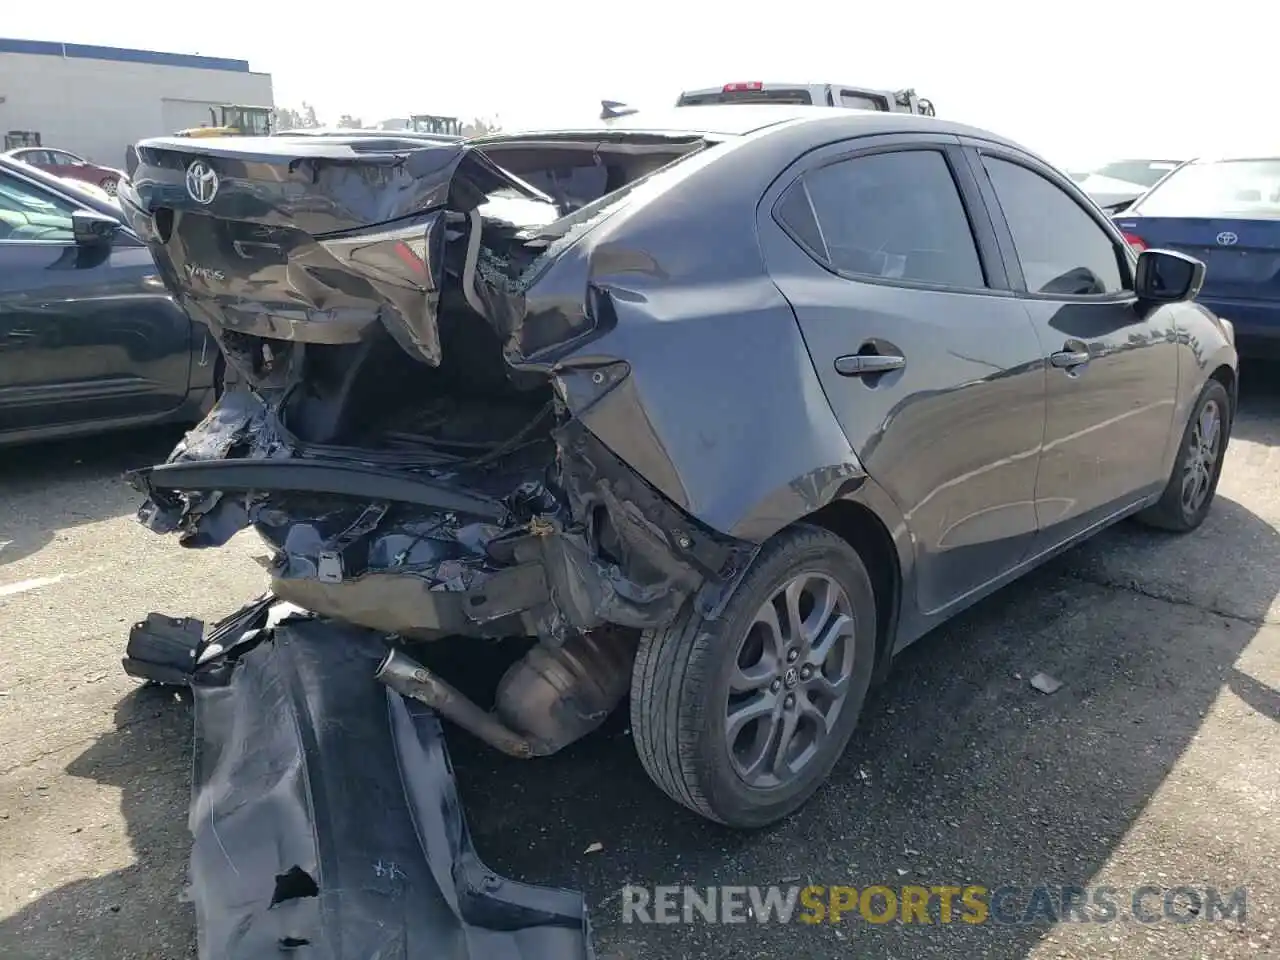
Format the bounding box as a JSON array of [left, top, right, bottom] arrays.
[[119, 135, 554, 367]]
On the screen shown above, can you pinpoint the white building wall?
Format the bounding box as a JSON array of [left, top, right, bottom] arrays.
[[0, 40, 272, 169]]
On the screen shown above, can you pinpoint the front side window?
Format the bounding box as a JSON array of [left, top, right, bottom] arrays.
[[1132, 158, 1280, 220], [778, 149, 986, 289], [0, 172, 75, 241], [982, 156, 1127, 296]]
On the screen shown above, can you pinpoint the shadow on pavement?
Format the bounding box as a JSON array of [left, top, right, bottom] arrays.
[[0, 685, 195, 960], [1, 391, 1276, 960], [0, 426, 186, 569], [1233, 359, 1280, 447]]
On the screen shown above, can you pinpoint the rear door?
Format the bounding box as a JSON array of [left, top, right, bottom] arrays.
[[0, 166, 195, 436], [758, 133, 1048, 618], [963, 142, 1180, 548]]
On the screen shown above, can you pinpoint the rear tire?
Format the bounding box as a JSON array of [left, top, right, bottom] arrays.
[[630, 524, 878, 828], [1136, 378, 1231, 532]]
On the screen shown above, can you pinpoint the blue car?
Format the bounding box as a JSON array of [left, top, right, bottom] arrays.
[[1115, 154, 1280, 358], [0, 154, 220, 445]]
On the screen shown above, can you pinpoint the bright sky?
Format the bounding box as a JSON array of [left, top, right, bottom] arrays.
[[7, 1, 1276, 170]]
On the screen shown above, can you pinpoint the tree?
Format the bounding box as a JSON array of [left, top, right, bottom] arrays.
[[272, 106, 304, 131], [336, 114, 364, 129], [461, 115, 502, 137], [272, 103, 322, 131]]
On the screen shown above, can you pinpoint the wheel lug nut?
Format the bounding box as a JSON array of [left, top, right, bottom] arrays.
[[784, 694, 796, 709], [786, 649, 798, 663], [770, 679, 781, 693], [800, 665, 812, 680]]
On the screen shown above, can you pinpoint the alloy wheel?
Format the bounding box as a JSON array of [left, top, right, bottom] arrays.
[[1181, 398, 1222, 516], [725, 572, 857, 788]]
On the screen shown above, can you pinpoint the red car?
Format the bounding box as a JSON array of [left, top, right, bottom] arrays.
[[2, 147, 124, 196]]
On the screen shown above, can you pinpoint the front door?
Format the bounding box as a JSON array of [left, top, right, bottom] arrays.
[[0, 167, 194, 436], [758, 134, 1048, 617], [964, 145, 1180, 547]]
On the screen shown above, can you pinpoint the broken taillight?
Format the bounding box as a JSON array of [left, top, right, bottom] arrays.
[[723, 82, 764, 93]]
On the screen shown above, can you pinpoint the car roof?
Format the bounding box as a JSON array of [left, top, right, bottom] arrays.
[[592, 103, 857, 136], [485, 105, 1037, 163], [1186, 153, 1280, 164]]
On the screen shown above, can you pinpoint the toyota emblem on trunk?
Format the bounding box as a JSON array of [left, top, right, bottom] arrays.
[[1216, 231, 1238, 246], [185, 160, 219, 205]]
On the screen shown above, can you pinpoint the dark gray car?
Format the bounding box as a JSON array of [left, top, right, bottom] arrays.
[[0, 155, 219, 444], [117, 104, 1237, 831]]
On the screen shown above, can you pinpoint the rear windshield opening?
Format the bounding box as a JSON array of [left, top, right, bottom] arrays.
[[477, 139, 708, 229], [1135, 159, 1280, 219], [677, 89, 814, 106]]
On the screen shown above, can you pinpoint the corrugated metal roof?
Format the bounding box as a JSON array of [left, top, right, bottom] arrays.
[[0, 37, 250, 72]]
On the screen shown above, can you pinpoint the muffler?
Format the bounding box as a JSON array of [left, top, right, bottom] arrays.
[[375, 629, 638, 759], [376, 648, 538, 758]]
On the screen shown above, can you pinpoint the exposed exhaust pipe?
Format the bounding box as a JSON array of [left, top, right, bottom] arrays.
[[376, 629, 639, 760], [375, 647, 538, 758]]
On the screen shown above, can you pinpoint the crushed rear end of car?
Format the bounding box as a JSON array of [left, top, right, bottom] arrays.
[[116, 127, 763, 958], [119, 132, 753, 652]]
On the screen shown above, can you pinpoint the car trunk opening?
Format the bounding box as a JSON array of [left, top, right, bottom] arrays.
[[1120, 217, 1280, 302], [119, 131, 728, 643]]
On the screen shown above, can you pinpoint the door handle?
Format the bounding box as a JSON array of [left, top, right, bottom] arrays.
[[1049, 348, 1090, 369], [5, 329, 36, 339], [835, 353, 906, 377]]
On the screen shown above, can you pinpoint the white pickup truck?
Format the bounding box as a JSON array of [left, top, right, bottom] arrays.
[[599, 82, 935, 123], [675, 81, 935, 115]]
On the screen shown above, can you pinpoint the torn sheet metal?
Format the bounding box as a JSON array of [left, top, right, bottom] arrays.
[[189, 616, 593, 959]]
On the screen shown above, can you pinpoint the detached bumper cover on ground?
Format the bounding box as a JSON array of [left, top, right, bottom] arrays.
[[185, 613, 593, 959]]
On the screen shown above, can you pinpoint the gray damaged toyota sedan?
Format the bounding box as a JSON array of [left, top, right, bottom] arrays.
[[118, 105, 1237, 831]]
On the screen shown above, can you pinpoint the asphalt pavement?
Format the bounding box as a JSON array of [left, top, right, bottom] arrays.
[[1, 365, 1278, 960]]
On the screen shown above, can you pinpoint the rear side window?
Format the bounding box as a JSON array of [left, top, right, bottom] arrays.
[[677, 89, 814, 106], [982, 156, 1127, 296], [839, 91, 889, 111], [777, 149, 986, 289]]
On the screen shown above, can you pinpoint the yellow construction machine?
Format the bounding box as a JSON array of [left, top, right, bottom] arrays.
[[175, 105, 274, 139]]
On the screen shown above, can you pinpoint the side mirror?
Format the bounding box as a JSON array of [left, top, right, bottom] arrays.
[[1135, 249, 1205, 304], [72, 209, 119, 246]]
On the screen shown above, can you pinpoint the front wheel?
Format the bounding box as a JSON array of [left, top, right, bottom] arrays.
[[1136, 378, 1231, 532], [630, 524, 878, 828]]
